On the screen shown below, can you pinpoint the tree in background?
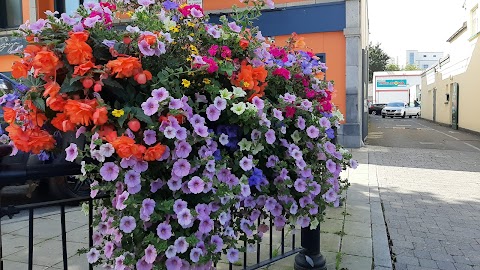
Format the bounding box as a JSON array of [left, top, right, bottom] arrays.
[[404, 64, 420, 71], [385, 63, 400, 71], [368, 43, 390, 82]]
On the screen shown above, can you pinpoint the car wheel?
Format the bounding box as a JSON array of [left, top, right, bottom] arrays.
[[49, 176, 92, 199], [390, 116, 393, 118], [401, 112, 406, 118], [371, 111, 377, 115], [409, 115, 412, 118], [382, 115, 385, 118]]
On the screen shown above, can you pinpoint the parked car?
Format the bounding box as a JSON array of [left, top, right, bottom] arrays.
[[369, 103, 387, 115], [381, 102, 421, 118]]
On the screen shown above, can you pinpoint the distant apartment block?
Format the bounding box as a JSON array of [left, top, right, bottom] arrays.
[[406, 50, 444, 70]]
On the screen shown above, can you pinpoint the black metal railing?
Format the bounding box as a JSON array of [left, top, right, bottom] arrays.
[[0, 143, 329, 270]]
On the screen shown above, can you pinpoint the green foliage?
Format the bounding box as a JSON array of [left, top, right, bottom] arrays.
[[404, 64, 419, 71], [368, 43, 390, 82], [385, 63, 400, 71]]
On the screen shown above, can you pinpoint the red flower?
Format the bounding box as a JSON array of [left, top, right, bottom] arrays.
[[285, 106, 296, 118], [272, 68, 291, 80]]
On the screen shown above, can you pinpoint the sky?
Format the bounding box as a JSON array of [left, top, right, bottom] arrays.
[[368, 0, 467, 66]]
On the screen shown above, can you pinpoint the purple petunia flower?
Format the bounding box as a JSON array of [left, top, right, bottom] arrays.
[[273, 108, 284, 121], [174, 237, 189, 253], [265, 129, 276, 144], [187, 176, 205, 194], [136, 257, 153, 270], [206, 105, 221, 121], [252, 96, 264, 110], [177, 208, 193, 228], [226, 248, 239, 263], [266, 155, 279, 168], [119, 216, 136, 233], [163, 1, 178, 10], [324, 141, 336, 155], [152, 87, 169, 102], [214, 97, 227, 111], [228, 21, 242, 33], [194, 125, 209, 137], [86, 248, 100, 264], [294, 179, 307, 192], [141, 97, 159, 116], [165, 256, 182, 270], [138, 0, 154, 6], [207, 25, 222, 39], [172, 159, 191, 177], [239, 156, 253, 171], [156, 222, 172, 240], [190, 247, 203, 263], [190, 7, 204, 18], [324, 188, 338, 203], [189, 114, 205, 127], [326, 159, 337, 173], [210, 235, 223, 253], [141, 198, 156, 217], [306, 126, 320, 139], [124, 170, 141, 188], [198, 217, 214, 234], [167, 177, 182, 191], [143, 130, 157, 146], [100, 162, 120, 181], [169, 98, 183, 110], [319, 117, 331, 129], [65, 143, 78, 162], [30, 19, 48, 34], [175, 141, 192, 159], [84, 15, 101, 28], [350, 159, 358, 169]]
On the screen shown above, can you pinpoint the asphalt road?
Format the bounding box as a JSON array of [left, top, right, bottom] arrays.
[[366, 115, 480, 152]]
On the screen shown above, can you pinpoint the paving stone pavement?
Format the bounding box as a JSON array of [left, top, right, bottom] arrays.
[[369, 145, 480, 270]]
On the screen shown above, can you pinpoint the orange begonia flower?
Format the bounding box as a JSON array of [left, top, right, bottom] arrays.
[[93, 107, 108, 126], [73, 61, 98, 76], [6, 125, 56, 154], [11, 61, 29, 79], [64, 99, 98, 126], [239, 39, 249, 50], [111, 136, 145, 159], [2, 107, 17, 124], [106, 57, 142, 78], [143, 143, 166, 161], [51, 113, 76, 132], [29, 111, 48, 127], [142, 34, 157, 46], [23, 45, 42, 61], [64, 32, 93, 65], [99, 125, 118, 142], [43, 81, 61, 98], [32, 51, 61, 77], [46, 95, 67, 112]]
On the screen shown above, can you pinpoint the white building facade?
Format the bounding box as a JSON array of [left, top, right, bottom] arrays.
[[406, 50, 444, 70]]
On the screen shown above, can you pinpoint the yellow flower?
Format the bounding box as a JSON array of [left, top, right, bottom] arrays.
[[189, 45, 199, 54], [243, 81, 250, 88], [203, 78, 211, 85], [126, 11, 134, 17], [182, 79, 191, 88], [112, 109, 125, 118], [187, 21, 195, 27], [169, 26, 180, 33], [186, 56, 192, 62]]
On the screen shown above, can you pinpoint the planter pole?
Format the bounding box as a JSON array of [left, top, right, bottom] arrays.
[[294, 226, 327, 270]]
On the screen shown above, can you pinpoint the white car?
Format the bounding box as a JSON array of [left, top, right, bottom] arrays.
[[381, 102, 420, 118]]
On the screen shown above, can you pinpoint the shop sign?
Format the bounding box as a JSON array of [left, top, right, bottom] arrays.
[[0, 36, 26, 56]]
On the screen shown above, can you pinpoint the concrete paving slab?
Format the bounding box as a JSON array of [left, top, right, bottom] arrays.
[[341, 235, 373, 257], [344, 220, 372, 238], [340, 254, 373, 269]]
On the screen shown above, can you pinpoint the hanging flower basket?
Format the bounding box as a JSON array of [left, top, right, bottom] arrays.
[[0, 0, 357, 269]]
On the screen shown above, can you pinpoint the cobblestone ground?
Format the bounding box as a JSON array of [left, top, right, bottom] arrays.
[[368, 117, 480, 270]]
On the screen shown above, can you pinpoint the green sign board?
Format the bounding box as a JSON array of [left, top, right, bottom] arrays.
[[376, 79, 408, 88]]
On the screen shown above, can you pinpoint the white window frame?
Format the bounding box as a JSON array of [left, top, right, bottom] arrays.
[[471, 5, 479, 36]]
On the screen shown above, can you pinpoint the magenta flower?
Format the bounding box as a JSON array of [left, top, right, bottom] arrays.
[[188, 176, 205, 194], [119, 216, 136, 233], [206, 105, 221, 121], [190, 247, 203, 263], [177, 208, 193, 228], [157, 222, 172, 240], [144, 244, 157, 264], [152, 87, 169, 102], [124, 170, 141, 188], [172, 159, 191, 177], [165, 256, 182, 270], [100, 162, 120, 181], [306, 126, 320, 139], [65, 143, 78, 162], [175, 141, 192, 158], [86, 248, 100, 264], [226, 248, 239, 263], [265, 129, 276, 144], [141, 97, 159, 116], [239, 156, 253, 171], [174, 237, 189, 253]]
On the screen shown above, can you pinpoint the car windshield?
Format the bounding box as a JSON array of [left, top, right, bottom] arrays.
[[387, 102, 404, 107]]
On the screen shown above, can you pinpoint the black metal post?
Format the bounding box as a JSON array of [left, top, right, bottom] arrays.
[[60, 206, 68, 270], [294, 226, 327, 270]]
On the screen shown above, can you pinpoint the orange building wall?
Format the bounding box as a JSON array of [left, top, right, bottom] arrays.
[[0, 55, 21, 73], [22, 0, 31, 22], [204, 0, 304, 11], [275, 32, 347, 118], [36, 0, 55, 19]]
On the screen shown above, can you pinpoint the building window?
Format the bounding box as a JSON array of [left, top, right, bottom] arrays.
[[423, 55, 427, 57], [423, 64, 429, 69], [409, 53, 415, 64], [0, 0, 23, 29], [55, 0, 100, 15], [471, 5, 479, 36], [433, 55, 436, 57]]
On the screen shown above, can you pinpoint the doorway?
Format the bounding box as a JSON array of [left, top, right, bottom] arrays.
[[433, 88, 437, 122], [451, 83, 459, 130]]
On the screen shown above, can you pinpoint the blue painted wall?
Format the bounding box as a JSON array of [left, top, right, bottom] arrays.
[[208, 2, 346, 36]]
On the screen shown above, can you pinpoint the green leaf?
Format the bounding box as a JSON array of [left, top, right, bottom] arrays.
[[60, 77, 82, 93], [70, 76, 83, 85], [131, 107, 154, 126], [219, 62, 235, 76], [117, 107, 131, 128], [186, 235, 199, 246], [32, 97, 45, 112]]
